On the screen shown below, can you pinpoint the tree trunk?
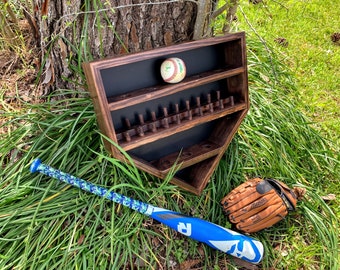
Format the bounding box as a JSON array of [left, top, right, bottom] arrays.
[[32, 0, 239, 93]]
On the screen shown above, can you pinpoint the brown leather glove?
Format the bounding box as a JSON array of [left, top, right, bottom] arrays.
[[221, 178, 305, 233]]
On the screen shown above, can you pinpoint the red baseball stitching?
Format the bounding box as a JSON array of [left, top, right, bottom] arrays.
[[164, 58, 179, 83]]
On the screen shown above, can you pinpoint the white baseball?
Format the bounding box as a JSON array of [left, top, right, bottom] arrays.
[[160, 57, 186, 83]]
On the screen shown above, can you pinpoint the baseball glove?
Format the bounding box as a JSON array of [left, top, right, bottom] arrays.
[[221, 178, 305, 233]]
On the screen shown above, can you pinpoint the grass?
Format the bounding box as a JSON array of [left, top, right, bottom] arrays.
[[235, 0, 340, 144], [1, 1, 339, 269]]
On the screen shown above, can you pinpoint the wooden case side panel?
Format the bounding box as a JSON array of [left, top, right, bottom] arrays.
[[82, 62, 120, 157], [241, 34, 250, 108], [222, 32, 245, 68], [224, 33, 249, 107]]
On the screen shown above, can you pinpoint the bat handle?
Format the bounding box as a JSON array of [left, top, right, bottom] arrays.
[[30, 159, 151, 215]]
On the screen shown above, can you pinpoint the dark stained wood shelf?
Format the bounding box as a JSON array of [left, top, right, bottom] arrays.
[[117, 102, 246, 151], [107, 67, 245, 110], [151, 140, 222, 173]]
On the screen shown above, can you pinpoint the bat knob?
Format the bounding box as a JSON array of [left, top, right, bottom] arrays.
[[30, 158, 42, 173]]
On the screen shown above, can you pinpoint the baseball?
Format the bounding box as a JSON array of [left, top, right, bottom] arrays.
[[160, 57, 186, 83]]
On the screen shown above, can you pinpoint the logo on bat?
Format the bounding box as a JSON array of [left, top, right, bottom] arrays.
[[177, 222, 192, 236], [209, 239, 263, 262]]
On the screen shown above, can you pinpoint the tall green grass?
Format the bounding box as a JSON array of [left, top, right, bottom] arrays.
[[235, 0, 340, 144], [1, 34, 338, 269], [1, 0, 339, 268]]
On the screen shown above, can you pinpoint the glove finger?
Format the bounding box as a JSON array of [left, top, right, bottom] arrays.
[[221, 178, 263, 209], [228, 191, 282, 223], [223, 191, 267, 214], [224, 183, 280, 217], [236, 203, 288, 233], [237, 214, 284, 233]]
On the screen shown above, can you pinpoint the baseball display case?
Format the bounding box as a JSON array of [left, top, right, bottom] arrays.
[[83, 32, 249, 195]]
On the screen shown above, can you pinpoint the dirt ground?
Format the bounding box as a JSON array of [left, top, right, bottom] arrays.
[[0, 19, 39, 134]]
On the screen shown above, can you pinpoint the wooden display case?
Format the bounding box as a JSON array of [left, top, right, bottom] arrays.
[[83, 32, 249, 195]]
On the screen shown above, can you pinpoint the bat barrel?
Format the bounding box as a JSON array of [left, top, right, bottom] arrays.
[[30, 159, 151, 215], [150, 207, 264, 264]]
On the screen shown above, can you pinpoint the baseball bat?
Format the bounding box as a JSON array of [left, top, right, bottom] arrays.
[[30, 158, 263, 264]]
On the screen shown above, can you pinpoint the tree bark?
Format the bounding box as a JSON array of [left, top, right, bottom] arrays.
[[32, 0, 239, 93]]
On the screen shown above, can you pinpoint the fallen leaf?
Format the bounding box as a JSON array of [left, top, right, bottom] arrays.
[[77, 234, 85, 245], [321, 194, 336, 201], [179, 259, 201, 270]]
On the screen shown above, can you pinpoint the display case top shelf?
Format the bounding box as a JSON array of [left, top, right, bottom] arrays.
[[107, 66, 245, 111], [86, 33, 245, 69]]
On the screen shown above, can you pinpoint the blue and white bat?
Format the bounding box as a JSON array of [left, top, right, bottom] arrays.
[[30, 158, 263, 264]]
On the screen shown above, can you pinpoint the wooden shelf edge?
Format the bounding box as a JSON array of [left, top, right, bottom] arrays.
[[170, 177, 202, 195], [172, 155, 221, 195], [150, 140, 222, 173], [83, 32, 245, 70], [119, 102, 247, 151], [107, 67, 245, 110]]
